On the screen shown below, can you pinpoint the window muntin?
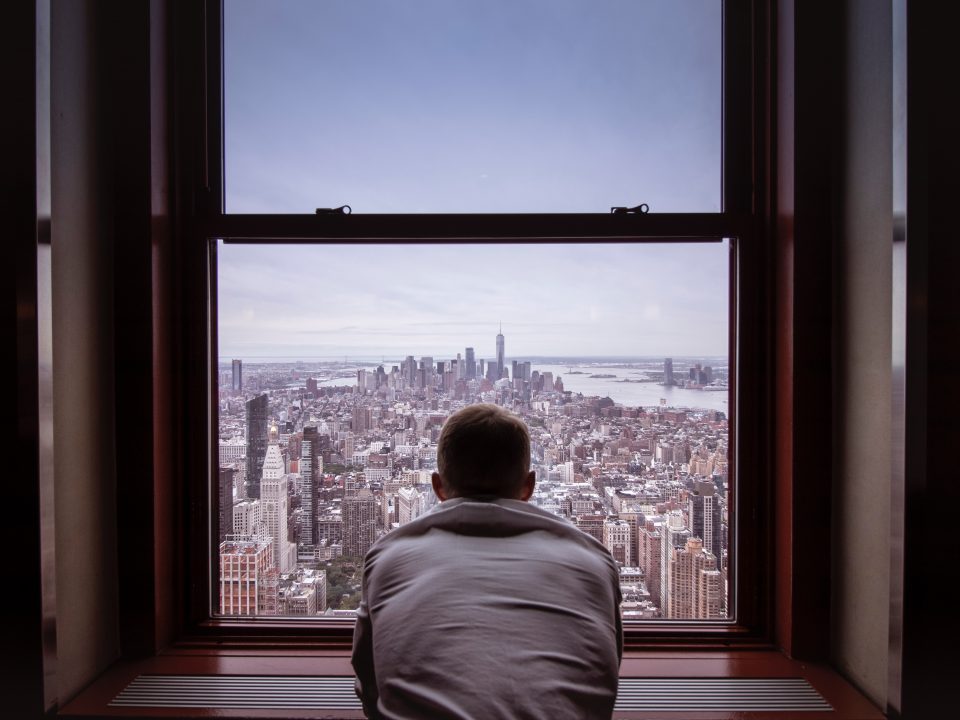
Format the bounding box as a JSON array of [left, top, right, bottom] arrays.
[[223, 0, 722, 214], [214, 240, 731, 621]]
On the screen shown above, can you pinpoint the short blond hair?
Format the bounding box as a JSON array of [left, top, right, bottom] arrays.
[[436, 404, 530, 497]]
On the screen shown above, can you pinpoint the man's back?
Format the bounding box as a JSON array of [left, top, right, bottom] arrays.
[[352, 497, 622, 720]]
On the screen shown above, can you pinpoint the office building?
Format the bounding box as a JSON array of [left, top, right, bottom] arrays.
[[603, 519, 633, 566], [219, 536, 278, 616], [465, 347, 476, 379], [420, 357, 434, 391], [218, 466, 235, 544], [245, 393, 268, 499], [574, 514, 605, 544], [342, 489, 377, 558], [638, 519, 663, 611], [397, 486, 423, 526], [232, 499, 262, 536], [281, 572, 326, 616], [666, 537, 722, 620], [660, 513, 690, 613], [317, 515, 343, 547], [689, 480, 723, 564], [301, 426, 321, 546], [261, 444, 294, 573], [231, 358, 242, 392]]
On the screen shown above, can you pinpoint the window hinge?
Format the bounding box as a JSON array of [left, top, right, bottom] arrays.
[[610, 203, 650, 214]]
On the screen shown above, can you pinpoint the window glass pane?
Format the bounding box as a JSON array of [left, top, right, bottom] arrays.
[[224, 0, 721, 213], [216, 241, 731, 620]]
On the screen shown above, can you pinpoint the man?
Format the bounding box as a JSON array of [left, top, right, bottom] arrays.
[[352, 403, 622, 719]]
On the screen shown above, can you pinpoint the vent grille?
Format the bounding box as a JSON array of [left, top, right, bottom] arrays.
[[111, 674, 832, 712], [110, 675, 360, 710], [616, 678, 832, 711]]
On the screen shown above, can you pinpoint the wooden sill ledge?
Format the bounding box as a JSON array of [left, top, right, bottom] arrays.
[[59, 649, 884, 720]]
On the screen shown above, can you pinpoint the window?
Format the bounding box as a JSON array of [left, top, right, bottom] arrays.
[[223, 0, 721, 214], [187, 0, 767, 644], [216, 240, 731, 621]]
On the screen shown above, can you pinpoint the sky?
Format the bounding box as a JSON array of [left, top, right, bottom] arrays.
[[224, 0, 721, 214], [219, 1, 726, 360], [218, 241, 729, 359]]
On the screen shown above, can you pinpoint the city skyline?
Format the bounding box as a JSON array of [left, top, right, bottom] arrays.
[[218, 242, 730, 359], [217, 348, 730, 620]]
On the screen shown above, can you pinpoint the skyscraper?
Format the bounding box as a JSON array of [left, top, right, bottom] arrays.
[[638, 519, 663, 609], [465, 347, 476, 379], [397, 486, 423, 525], [689, 480, 723, 563], [342, 488, 377, 558], [353, 406, 371, 432], [603, 518, 633, 566], [666, 537, 722, 619], [218, 466, 235, 543], [232, 499, 261, 536], [261, 444, 293, 573], [219, 536, 277, 616], [231, 358, 243, 392], [420, 356, 434, 390], [301, 426, 320, 546], [496, 324, 505, 380], [660, 512, 690, 612], [245, 393, 268, 499], [663, 357, 674, 386], [618, 508, 642, 570], [404, 355, 416, 389]]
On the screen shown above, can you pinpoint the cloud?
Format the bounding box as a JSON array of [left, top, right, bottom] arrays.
[[217, 242, 729, 358]]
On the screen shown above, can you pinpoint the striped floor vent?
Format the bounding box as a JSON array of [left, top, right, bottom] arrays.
[[110, 674, 832, 712], [110, 675, 360, 710], [616, 678, 832, 712]]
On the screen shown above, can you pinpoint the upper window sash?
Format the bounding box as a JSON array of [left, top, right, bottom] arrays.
[[219, 0, 726, 215], [205, 0, 755, 219]]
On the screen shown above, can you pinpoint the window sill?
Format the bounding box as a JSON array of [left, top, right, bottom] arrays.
[[59, 649, 884, 720]]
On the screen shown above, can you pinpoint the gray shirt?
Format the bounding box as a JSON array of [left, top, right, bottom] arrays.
[[352, 497, 623, 720]]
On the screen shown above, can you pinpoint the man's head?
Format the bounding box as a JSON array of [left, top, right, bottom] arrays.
[[432, 404, 535, 501]]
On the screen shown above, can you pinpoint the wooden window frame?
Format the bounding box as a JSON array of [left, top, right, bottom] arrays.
[[116, 0, 834, 658]]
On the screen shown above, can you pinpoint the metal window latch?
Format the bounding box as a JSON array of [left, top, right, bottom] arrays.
[[316, 205, 352, 215], [610, 203, 650, 214]]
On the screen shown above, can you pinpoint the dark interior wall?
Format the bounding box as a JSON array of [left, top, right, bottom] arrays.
[[830, 0, 892, 707], [50, 0, 120, 703], [14, 2, 175, 709], [895, 3, 960, 718], [7, 0, 51, 716]]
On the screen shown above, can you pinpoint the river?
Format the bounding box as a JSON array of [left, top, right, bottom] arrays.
[[309, 361, 728, 414], [532, 363, 728, 413]]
